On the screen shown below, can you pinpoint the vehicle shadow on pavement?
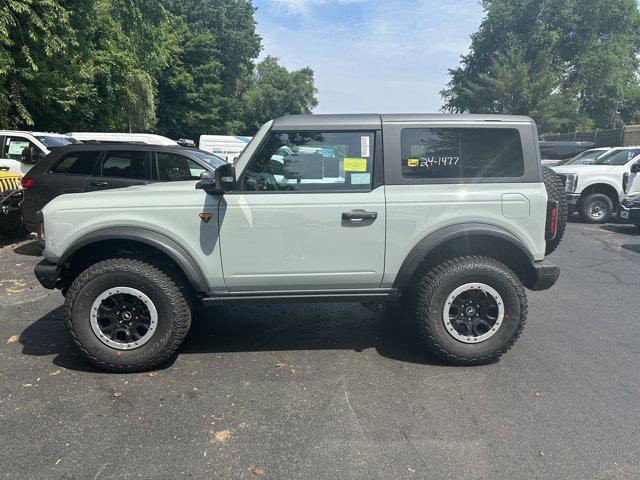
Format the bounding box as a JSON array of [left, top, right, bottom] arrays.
[[181, 303, 456, 366], [18, 306, 113, 373], [12, 239, 41, 257], [620, 243, 640, 255], [19, 303, 454, 372], [600, 224, 639, 236]]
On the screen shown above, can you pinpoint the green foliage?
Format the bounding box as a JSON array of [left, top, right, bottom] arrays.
[[442, 0, 640, 132], [241, 56, 318, 135], [460, 48, 588, 133], [0, 0, 318, 137], [0, 0, 75, 127]]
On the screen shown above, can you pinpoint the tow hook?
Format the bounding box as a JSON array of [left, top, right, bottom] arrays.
[[362, 301, 386, 312]]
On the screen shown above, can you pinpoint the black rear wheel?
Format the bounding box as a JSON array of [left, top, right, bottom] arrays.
[[414, 256, 527, 365]]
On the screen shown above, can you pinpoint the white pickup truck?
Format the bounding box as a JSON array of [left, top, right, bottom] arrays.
[[552, 146, 640, 223]]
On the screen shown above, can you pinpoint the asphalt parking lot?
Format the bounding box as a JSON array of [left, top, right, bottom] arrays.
[[1, 220, 639, 479]]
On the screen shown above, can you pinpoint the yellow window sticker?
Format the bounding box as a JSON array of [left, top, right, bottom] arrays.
[[407, 158, 419, 167], [344, 157, 367, 172]]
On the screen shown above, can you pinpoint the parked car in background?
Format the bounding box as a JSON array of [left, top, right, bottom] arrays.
[[618, 193, 640, 229], [21, 145, 224, 232], [539, 140, 595, 166], [552, 146, 640, 223], [0, 170, 27, 239], [0, 131, 80, 176], [68, 132, 178, 146], [198, 135, 252, 162], [555, 147, 611, 166]]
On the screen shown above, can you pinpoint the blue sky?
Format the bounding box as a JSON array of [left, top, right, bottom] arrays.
[[253, 0, 485, 114]]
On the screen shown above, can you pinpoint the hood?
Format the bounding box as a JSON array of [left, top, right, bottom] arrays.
[[551, 164, 621, 174], [43, 180, 208, 213]]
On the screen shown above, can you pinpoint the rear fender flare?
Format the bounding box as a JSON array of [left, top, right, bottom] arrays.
[[392, 223, 533, 290]]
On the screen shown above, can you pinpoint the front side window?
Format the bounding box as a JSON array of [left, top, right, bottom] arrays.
[[401, 128, 524, 179], [593, 148, 640, 166], [98, 151, 148, 179], [153, 152, 206, 181], [241, 131, 374, 192], [4, 137, 37, 160], [51, 151, 101, 175]]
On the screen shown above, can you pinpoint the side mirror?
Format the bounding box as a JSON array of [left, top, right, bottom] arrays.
[[631, 162, 640, 173], [21, 147, 44, 165], [196, 163, 236, 194]]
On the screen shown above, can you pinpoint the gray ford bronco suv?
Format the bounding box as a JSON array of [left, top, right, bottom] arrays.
[[34, 114, 566, 371]]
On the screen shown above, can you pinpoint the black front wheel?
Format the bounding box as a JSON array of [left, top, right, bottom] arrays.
[[64, 257, 192, 372]]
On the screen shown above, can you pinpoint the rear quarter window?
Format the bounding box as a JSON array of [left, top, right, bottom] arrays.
[[401, 128, 525, 179], [50, 151, 101, 175]]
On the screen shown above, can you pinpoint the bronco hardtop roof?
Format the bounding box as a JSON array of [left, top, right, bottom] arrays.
[[272, 113, 534, 130]]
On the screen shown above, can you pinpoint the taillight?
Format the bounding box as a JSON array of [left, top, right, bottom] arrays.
[[546, 201, 559, 240], [623, 172, 629, 193], [21, 177, 35, 188]]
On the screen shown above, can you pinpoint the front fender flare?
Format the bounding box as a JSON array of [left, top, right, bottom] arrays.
[[57, 226, 209, 294], [392, 223, 534, 290]]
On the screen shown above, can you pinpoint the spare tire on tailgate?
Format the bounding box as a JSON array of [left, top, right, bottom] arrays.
[[541, 166, 567, 255]]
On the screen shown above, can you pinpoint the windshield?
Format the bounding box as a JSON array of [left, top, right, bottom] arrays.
[[189, 150, 226, 168], [593, 148, 640, 166], [36, 135, 80, 147], [560, 149, 607, 166]]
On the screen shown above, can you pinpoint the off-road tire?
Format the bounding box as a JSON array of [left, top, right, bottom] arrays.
[[64, 257, 192, 372], [578, 192, 614, 224], [541, 166, 567, 254], [415, 256, 527, 365]]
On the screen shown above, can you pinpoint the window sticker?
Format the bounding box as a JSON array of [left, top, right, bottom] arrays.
[[8, 140, 29, 156], [360, 136, 370, 158], [407, 158, 419, 167], [351, 173, 371, 185], [344, 157, 367, 172]]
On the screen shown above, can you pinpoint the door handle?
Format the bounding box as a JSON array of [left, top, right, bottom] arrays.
[[342, 209, 377, 221], [91, 181, 109, 187]]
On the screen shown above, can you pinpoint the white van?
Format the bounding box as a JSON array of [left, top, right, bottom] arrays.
[[67, 132, 178, 146], [198, 135, 252, 162]]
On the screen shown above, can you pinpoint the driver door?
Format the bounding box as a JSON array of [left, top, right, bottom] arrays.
[[218, 130, 386, 292]]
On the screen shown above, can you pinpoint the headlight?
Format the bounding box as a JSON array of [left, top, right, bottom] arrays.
[[622, 192, 640, 208], [564, 173, 578, 193]]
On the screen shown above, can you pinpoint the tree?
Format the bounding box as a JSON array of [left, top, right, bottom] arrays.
[[127, 71, 157, 132], [241, 56, 318, 134], [459, 48, 587, 133], [157, 0, 261, 138], [442, 0, 640, 132], [0, 0, 75, 127], [0, 0, 317, 137]]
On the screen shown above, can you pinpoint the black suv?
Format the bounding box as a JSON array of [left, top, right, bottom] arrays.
[[21, 144, 225, 232]]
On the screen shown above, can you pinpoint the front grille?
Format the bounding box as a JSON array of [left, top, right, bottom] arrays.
[[0, 174, 21, 193]]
